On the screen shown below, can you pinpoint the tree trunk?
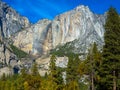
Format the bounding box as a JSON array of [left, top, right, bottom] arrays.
[[113, 70, 116, 90]]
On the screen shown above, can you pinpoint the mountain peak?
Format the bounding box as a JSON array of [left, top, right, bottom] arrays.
[[75, 5, 90, 12]]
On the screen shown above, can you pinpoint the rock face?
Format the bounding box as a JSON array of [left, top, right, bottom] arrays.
[[0, 42, 17, 65], [0, 67, 13, 77], [13, 5, 105, 55], [13, 19, 52, 55], [0, 1, 29, 40], [36, 56, 68, 76], [0, 1, 29, 72], [51, 5, 106, 54], [0, 1, 106, 76], [0, 43, 10, 65]]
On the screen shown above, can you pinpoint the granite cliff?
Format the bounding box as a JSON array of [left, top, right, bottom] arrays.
[[0, 1, 30, 74], [0, 1, 106, 75], [0, 1, 29, 40], [13, 5, 106, 55]]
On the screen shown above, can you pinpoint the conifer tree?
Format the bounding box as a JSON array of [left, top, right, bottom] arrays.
[[28, 62, 41, 89], [49, 54, 57, 85], [78, 43, 102, 90], [49, 54, 63, 89], [101, 7, 120, 90], [85, 43, 102, 90], [66, 54, 80, 90], [31, 62, 39, 76], [66, 55, 78, 83]]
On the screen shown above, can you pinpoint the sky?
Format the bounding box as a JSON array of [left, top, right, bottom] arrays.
[[2, 0, 120, 23]]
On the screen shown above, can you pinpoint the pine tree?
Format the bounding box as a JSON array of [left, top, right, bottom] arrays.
[[27, 63, 41, 90], [66, 55, 79, 83], [49, 54, 57, 84], [49, 54, 64, 90], [101, 7, 120, 90], [31, 62, 39, 76], [78, 43, 102, 90], [85, 43, 102, 90], [66, 54, 80, 90]]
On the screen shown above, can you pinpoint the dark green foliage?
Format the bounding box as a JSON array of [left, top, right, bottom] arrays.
[[10, 44, 28, 58], [100, 7, 120, 90], [66, 55, 80, 83], [66, 54, 82, 90], [77, 43, 102, 90], [31, 63, 39, 76], [86, 43, 102, 90], [49, 55, 64, 89], [0, 66, 41, 90], [49, 55, 57, 73]]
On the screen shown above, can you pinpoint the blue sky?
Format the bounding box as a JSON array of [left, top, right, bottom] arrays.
[[2, 0, 120, 23]]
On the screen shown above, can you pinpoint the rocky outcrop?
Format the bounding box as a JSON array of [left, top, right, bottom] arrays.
[[36, 56, 68, 76], [0, 67, 13, 77], [52, 6, 105, 47], [13, 19, 52, 55], [0, 1, 29, 40], [0, 42, 17, 66], [51, 5, 106, 53], [13, 5, 105, 55], [0, 1, 31, 76]]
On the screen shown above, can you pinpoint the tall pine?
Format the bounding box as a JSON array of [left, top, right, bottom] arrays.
[[49, 54, 63, 90], [101, 7, 120, 90], [82, 43, 102, 90]]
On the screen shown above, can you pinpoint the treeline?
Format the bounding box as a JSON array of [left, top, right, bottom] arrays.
[[78, 7, 120, 90], [0, 55, 87, 90], [0, 7, 120, 90]]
